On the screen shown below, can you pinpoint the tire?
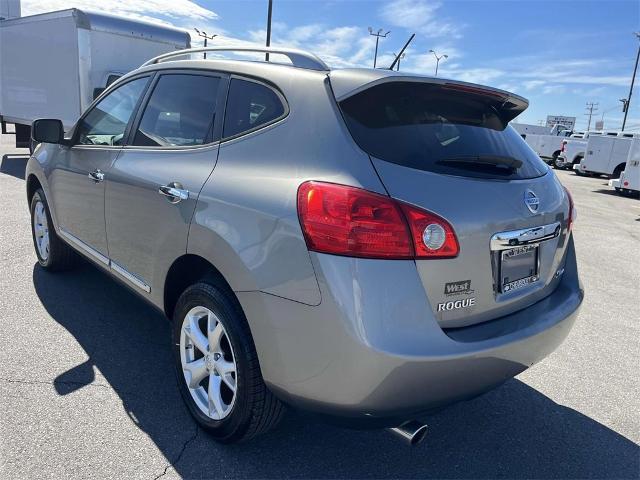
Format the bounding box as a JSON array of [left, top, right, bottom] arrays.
[[30, 189, 76, 271], [172, 281, 285, 443], [551, 152, 560, 168]]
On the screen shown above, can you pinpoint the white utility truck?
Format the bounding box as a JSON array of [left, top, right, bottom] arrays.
[[0, 8, 190, 150], [574, 131, 638, 178], [609, 137, 640, 196], [555, 131, 601, 170], [521, 124, 573, 165]]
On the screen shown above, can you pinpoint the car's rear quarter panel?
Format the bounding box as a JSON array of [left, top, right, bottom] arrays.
[[187, 67, 386, 306]]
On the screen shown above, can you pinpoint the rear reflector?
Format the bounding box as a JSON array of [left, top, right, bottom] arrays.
[[564, 186, 576, 232], [297, 181, 459, 259]]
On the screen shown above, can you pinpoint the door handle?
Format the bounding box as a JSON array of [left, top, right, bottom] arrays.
[[158, 183, 189, 204], [88, 169, 105, 183]]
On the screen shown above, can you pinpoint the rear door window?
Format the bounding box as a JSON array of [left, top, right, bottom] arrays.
[[339, 82, 549, 180], [132, 74, 220, 147], [223, 78, 286, 139]]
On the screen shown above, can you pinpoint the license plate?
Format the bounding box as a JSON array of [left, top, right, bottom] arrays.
[[500, 245, 538, 293]]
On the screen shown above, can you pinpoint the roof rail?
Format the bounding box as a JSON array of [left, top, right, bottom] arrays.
[[141, 46, 329, 71]]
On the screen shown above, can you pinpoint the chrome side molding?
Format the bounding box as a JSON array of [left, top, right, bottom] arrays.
[[59, 228, 151, 293], [490, 221, 561, 251], [59, 228, 109, 266], [110, 261, 151, 293]]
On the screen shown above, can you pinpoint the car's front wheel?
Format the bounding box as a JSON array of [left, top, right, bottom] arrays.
[[172, 281, 285, 443], [30, 189, 76, 271]]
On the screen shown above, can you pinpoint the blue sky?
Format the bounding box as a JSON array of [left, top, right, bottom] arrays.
[[24, 0, 640, 130]]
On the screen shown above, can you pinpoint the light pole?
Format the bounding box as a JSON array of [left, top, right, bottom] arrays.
[[429, 49, 448, 77], [194, 28, 217, 59], [265, 0, 273, 62], [621, 32, 640, 131], [368, 27, 390, 68], [392, 52, 405, 71]]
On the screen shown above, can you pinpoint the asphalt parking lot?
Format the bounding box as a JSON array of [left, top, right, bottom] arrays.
[[1, 133, 638, 479]]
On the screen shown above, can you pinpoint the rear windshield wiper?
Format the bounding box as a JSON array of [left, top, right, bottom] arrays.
[[436, 155, 523, 173]]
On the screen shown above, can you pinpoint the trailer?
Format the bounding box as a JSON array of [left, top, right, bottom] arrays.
[[574, 131, 638, 178], [609, 137, 640, 196], [0, 8, 190, 150]]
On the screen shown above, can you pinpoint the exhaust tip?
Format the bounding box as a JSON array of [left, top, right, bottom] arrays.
[[388, 420, 428, 446]]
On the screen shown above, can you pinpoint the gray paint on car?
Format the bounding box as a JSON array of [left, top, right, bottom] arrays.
[[25, 52, 583, 425]]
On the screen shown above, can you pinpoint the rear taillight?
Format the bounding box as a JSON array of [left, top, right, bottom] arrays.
[[297, 181, 459, 259], [564, 186, 576, 232], [561, 140, 567, 152]]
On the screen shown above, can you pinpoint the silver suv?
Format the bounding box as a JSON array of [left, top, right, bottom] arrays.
[[26, 46, 583, 444]]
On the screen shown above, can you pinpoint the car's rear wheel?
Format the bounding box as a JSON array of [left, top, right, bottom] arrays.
[[172, 281, 285, 443], [30, 189, 76, 271]]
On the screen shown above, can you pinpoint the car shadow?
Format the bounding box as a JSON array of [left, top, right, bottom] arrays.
[[0, 153, 28, 180], [32, 261, 639, 479], [592, 188, 640, 199]]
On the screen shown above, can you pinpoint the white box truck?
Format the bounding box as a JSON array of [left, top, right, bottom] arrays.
[[609, 137, 640, 196], [574, 132, 638, 178], [0, 8, 190, 149], [511, 122, 552, 136]]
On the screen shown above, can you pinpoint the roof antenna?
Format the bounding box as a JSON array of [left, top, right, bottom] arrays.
[[389, 33, 415, 71]]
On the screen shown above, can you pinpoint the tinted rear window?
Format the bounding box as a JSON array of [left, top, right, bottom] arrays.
[[339, 82, 548, 180]]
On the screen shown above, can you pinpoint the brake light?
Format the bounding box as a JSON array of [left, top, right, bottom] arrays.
[[564, 186, 575, 232], [297, 181, 459, 259], [561, 140, 567, 152]]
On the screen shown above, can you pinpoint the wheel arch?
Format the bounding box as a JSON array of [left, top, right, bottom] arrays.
[[613, 162, 626, 175], [163, 254, 238, 320], [26, 174, 42, 203]]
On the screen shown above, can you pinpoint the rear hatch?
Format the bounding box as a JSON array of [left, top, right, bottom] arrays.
[[333, 75, 572, 328]]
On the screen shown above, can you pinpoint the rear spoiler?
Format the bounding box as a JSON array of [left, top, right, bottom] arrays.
[[329, 71, 529, 123]]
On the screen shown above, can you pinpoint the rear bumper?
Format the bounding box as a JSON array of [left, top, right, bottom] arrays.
[[609, 178, 621, 188], [238, 237, 583, 426]]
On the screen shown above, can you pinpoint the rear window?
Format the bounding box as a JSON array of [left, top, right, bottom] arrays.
[[339, 82, 548, 180]]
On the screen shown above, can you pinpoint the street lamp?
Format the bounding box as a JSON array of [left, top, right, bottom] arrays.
[[368, 27, 390, 68], [392, 52, 405, 71], [621, 32, 640, 131], [265, 0, 273, 62], [194, 28, 217, 59], [429, 49, 448, 77]]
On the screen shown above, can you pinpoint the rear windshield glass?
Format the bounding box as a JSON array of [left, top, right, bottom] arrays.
[[339, 82, 549, 180]]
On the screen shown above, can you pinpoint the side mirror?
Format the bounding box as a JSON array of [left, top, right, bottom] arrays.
[[32, 119, 64, 144]]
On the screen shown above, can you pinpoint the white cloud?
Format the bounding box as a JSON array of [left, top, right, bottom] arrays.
[[21, 0, 218, 24], [380, 0, 462, 39], [247, 21, 370, 68], [523, 80, 546, 91]]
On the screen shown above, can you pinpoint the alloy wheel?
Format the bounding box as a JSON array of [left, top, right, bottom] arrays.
[[179, 306, 237, 420], [33, 200, 50, 261]]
